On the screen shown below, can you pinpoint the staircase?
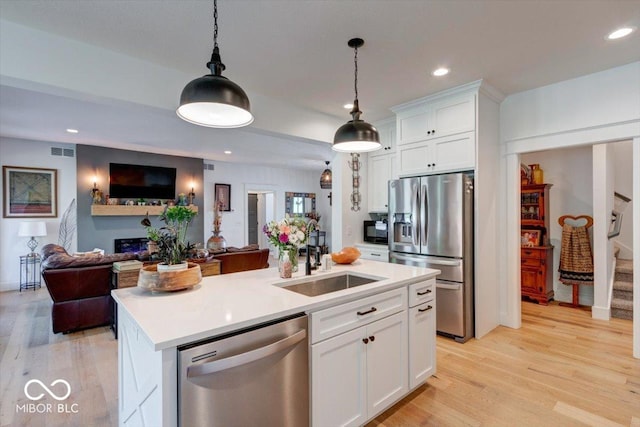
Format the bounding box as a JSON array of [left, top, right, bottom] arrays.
[[611, 258, 633, 320]]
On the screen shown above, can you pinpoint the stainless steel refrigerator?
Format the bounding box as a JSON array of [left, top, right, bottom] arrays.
[[389, 172, 474, 343]]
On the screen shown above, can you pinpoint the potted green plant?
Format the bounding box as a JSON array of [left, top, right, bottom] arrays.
[[142, 206, 197, 271]]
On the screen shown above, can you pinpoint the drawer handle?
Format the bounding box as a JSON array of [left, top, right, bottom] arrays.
[[369, 253, 381, 257], [418, 305, 433, 312], [357, 307, 377, 316], [524, 251, 533, 255], [417, 289, 432, 296]]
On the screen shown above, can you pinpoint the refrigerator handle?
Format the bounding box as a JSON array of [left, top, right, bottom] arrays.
[[412, 181, 420, 247], [420, 183, 427, 249]]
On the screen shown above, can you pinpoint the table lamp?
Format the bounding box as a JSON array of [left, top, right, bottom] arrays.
[[18, 221, 47, 255]]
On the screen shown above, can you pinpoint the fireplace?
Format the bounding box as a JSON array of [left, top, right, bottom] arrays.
[[115, 238, 148, 254]]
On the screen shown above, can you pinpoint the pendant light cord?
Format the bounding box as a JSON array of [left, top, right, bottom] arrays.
[[208, 0, 225, 74], [213, 0, 218, 49], [353, 44, 359, 103]]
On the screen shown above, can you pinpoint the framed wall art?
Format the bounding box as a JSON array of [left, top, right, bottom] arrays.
[[520, 229, 541, 247], [3, 166, 58, 218], [214, 183, 231, 212]]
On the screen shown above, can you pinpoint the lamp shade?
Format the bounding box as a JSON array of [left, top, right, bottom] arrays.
[[332, 120, 380, 152], [177, 74, 254, 128], [320, 161, 332, 189], [18, 221, 47, 237]]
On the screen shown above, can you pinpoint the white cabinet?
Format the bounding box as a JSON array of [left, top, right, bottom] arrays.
[[311, 311, 408, 427], [397, 131, 475, 177], [355, 243, 389, 262], [367, 153, 396, 213], [396, 94, 475, 146], [408, 280, 436, 389], [311, 288, 408, 427], [371, 118, 396, 156]]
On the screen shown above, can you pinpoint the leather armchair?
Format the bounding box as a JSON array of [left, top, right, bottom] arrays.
[[40, 244, 137, 333]]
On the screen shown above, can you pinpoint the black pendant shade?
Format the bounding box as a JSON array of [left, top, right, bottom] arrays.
[[333, 38, 380, 153], [177, 0, 253, 128], [320, 161, 332, 189]]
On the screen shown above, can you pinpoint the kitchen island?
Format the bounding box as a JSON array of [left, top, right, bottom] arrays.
[[113, 259, 439, 426]]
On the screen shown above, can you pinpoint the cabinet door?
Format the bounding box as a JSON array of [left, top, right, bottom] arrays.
[[409, 301, 436, 389], [397, 107, 429, 145], [368, 154, 393, 213], [397, 139, 433, 177], [521, 265, 541, 294], [366, 312, 408, 419], [312, 327, 367, 427], [431, 131, 475, 173], [429, 94, 475, 139], [371, 121, 396, 156]]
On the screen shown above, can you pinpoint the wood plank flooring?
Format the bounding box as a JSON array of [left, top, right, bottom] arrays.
[[1, 288, 638, 427]]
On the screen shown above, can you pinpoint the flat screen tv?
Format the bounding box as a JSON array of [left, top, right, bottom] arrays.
[[109, 163, 177, 200]]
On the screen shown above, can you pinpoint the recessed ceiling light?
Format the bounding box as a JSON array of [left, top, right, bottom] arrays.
[[66, 128, 78, 134], [432, 68, 449, 77], [607, 27, 635, 40], [224, 150, 232, 155], [343, 103, 354, 109]]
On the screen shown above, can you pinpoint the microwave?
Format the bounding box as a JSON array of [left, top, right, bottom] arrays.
[[364, 220, 388, 245]]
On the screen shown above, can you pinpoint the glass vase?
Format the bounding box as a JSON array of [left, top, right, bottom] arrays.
[[279, 247, 298, 273], [207, 231, 227, 252]]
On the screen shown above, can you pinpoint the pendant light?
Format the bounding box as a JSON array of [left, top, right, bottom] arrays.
[[177, 0, 253, 128], [320, 161, 332, 189], [332, 38, 380, 153]]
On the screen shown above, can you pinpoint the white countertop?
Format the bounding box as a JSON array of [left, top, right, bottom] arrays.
[[112, 259, 439, 351]]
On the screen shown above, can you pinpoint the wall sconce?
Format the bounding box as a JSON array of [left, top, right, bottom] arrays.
[[188, 182, 196, 206], [90, 175, 103, 204], [348, 153, 361, 211]]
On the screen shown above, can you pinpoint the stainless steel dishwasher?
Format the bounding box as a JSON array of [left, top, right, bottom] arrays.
[[178, 313, 309, 427]]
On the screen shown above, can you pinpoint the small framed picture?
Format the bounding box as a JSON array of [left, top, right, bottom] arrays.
[[214, 183, 231, 212], [521, 229, 541, 247], [3, 166, 58, 218]]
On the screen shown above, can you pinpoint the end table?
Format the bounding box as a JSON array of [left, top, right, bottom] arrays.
[[20, 254, 42, 291]]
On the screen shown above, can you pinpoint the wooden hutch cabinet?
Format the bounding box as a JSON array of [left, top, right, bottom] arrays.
[[520, 184, 554, 305]]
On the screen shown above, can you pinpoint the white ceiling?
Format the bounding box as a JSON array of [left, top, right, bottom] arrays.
[[1, 0, 639, 169]]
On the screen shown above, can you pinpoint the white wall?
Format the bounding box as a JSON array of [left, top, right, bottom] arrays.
[[203, 161, 332, 252], [521, 146, 593, 305], [332, 152, 369, 251], [0, 138, 77, 291]]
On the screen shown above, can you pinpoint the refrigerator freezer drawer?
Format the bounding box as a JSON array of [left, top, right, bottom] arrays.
[[435, 281, 464, 338], [390, 253, 463, 283]]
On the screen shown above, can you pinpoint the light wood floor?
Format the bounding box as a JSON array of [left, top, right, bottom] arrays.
[[1, 288, 638, 427]]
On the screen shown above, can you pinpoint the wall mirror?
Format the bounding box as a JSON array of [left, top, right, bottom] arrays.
[[285, 192, 316, 217]]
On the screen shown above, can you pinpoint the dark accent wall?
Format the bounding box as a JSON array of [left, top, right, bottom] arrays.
[[76, 145, 204, 252]]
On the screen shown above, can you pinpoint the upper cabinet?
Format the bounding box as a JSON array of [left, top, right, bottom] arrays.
[[370, 118, 396, 157], [395, 93, 475, 146]]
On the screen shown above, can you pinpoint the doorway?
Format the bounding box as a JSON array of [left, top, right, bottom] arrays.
[[244, 184, 277, 250], [247, 193, 258, 245]]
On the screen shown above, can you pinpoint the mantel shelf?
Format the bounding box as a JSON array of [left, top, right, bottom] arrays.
[[91, 205, 198, 216]]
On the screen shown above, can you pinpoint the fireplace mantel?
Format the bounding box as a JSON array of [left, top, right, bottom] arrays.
[[91, 205, 198, 216]]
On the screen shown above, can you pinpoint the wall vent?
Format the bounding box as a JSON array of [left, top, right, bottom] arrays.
[[63, 149, 75, 157], [204, 164, 215, 171], [51, 147, 63, 156], [51, 147, 75, 157]]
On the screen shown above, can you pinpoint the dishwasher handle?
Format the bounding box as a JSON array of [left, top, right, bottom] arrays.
[[187, 329, 307, 378]]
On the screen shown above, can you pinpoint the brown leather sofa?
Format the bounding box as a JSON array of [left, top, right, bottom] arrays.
[[209, 245, 270, 274], [40, 244, 137, 333]]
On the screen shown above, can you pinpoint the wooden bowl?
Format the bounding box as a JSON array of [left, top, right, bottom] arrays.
[[138, 262, 202, 292], [331, 247, 361, 264]]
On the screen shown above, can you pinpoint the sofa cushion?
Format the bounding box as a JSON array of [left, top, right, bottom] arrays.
[[212, 248, 270, 274]]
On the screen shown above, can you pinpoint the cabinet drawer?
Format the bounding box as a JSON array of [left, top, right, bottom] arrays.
[[521, 249, 543, 259], [521, 257, 542, 268], [408, 279, 435, 308], [310, 287, 407, 344]]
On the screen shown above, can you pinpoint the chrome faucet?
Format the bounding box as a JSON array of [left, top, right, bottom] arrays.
[[305, 219, 319, 276]]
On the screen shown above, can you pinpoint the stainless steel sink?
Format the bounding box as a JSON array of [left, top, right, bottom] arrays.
[[280, 273, 380, 297]]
